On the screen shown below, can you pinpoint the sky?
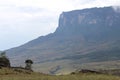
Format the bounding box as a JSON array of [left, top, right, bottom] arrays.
[[0, 0, 120, 50]]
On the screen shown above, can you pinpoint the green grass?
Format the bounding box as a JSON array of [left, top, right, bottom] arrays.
[[0, 68, 120, 80]]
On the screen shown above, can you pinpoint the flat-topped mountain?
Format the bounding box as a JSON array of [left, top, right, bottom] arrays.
[[6, 7, 120, 74]]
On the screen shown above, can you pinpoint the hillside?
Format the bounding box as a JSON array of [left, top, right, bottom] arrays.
[[6, 6, 120, 74]]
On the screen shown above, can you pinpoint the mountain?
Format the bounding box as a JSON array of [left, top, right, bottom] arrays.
[[6, 7, 120, 74]]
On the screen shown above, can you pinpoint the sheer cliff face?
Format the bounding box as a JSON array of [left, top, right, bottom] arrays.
[[56, 7, 120, 38], [6, 7, 120, 74]]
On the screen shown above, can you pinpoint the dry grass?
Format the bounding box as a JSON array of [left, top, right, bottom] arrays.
[[0, 68, 120, 80]]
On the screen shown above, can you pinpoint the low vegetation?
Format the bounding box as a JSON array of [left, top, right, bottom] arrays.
[[0, 68, 120, 80], [0, 52, 120, 80]]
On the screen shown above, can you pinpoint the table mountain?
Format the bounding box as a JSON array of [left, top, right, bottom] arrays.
[[6, 7, 120, 74]]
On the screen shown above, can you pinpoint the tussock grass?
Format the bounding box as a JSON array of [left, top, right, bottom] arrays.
[[0, 68, 120, 80]]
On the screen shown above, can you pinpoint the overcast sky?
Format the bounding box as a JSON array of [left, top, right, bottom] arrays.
[[0, 0, 120, 50]]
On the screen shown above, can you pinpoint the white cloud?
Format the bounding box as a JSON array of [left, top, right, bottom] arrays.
[[0, 0, 120, 50], [2, 0, 118, 11]]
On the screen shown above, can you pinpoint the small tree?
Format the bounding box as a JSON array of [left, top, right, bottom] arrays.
[[0, 51, 10, 67], [25, 59, 33, 70]]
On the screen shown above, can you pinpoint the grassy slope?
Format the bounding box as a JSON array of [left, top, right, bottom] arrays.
[[32, 41, 120, 74], [0, 68, 120, 80]]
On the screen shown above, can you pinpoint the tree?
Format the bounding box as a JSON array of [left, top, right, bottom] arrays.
[[0, 51, 10, 67], [25, 59, 33, 70]]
